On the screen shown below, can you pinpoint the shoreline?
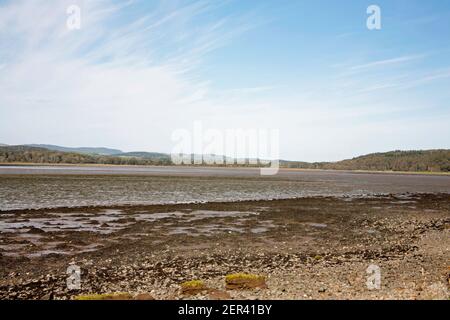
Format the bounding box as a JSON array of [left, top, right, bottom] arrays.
[[0, 163, 449, 176]]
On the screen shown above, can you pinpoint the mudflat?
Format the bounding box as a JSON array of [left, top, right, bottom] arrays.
[[0, 193, 449, 300], [1, 166, 450, 210]]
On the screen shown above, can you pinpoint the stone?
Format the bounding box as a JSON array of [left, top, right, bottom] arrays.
[[134, 293, 155, 300], [225, 273, 267, 290], [208, 289, 231, 300]]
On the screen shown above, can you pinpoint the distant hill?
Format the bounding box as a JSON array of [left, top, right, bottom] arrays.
[[114, 151, 170, 160], [0, 145, 448, 172], [282, 150, 450, 172], [0, 146, 170, 165], [26, 144, 123, 156], [0, 146, 98, 164]]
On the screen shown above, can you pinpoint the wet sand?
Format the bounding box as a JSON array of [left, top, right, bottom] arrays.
[[0, 193, 449, 300], [1, 166, 449, 210]]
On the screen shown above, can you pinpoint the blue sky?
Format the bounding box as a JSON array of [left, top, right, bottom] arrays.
[[0, 0, 449, 161]]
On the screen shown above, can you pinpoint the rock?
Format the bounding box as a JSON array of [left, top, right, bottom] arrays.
[[73, 293, 134, 300], [40, 293, 53, 300], [26, 227, 46, 234], [225, 273, 267, 290], [180, 280, 208, 296], [134, 293, 155, 300], [208, 289, 231, 300]]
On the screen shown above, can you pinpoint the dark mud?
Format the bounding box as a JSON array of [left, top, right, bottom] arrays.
[[1, 169, 449, 210]]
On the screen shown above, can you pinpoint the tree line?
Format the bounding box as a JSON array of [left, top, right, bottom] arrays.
[[0, 146, 171, 165], [282, 150, 450, 172], [1, 146, 449, 172]]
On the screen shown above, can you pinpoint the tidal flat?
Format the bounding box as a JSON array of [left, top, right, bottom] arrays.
[[0, 167, 449, 299], [1, 165, 449, 211]]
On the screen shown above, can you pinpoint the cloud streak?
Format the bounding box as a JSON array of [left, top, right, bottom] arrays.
[[349, 55, 424, 71], [0, 0, 448, 162], [0, 0, 265, 152]]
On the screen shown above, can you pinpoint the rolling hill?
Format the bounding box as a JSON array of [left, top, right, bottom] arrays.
[[0, 145, 448, 172], [113, 151, 170, 160], [26, 144, 123, 156], [0, 146, 170, 165], [282, 150, 450, 172]]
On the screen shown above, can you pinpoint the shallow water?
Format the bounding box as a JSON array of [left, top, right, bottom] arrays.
[[0, 209, 261, 235], [0, 208, 271, 257], [0, 166, 449, 210]]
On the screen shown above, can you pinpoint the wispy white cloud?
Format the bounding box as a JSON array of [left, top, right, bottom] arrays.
[[411, 68, 450, 84], [0, 0, 266, 152], [224, 86, 278, 95], [0, 0, 448, 161], [349, 55, 424, 71]]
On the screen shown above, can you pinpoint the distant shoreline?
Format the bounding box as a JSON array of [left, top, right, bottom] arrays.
[[0, 162, 449, 176], [2, 146, 449, 173]]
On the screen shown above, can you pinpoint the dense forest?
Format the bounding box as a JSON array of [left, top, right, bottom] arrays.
[[0, 146, 171, 165], [0, 146, 449, 172], [282, 150, 450, 172]]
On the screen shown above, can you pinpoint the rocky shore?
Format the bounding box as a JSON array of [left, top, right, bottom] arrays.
[[0, 193, 449, 300]]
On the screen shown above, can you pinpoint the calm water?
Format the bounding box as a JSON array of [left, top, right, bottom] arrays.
[[0, 166, 449, 210]]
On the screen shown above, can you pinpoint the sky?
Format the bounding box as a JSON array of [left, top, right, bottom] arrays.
[[0, 0, 449, 162]]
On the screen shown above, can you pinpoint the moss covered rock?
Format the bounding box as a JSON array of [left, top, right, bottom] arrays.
[[180, 280, 207, 295], [225, 273, 267, 290]]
